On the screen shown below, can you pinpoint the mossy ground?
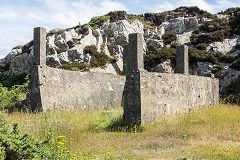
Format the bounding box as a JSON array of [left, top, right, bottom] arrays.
[[3, 104, 240, 159]]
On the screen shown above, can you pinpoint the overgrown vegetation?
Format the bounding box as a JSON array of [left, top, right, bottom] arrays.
[[221, 77, 240, 104], [144, 46, 176, 71], [59, 45, 117, 71], [0, 74, 29, 111], [2, 104, 240, 159], [162, 32, 177, 45]]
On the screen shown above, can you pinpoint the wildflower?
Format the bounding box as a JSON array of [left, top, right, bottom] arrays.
[[66, 151, 70, 153], [47, 132, 51, 135], [184, 135, 186, 137], [107, 152, 111, 155], [63, 148, 67, 150], [57, 136, 65, 138]]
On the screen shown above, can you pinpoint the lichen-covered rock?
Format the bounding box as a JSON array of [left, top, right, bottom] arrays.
[[46, 55, 61, 67], [162, 17, 198, 34], [8, 53, 31, 75], [207, 38, 239, 54], [177, 31, 192, 45], [0, 49, 21, 67], [153, 59, 173, 73]]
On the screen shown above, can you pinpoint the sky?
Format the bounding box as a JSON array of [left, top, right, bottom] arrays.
[[0, 0, 239, 58]]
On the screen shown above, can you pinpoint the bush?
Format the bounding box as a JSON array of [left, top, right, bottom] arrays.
[[230, 58, 240, 70], [221, 76, 240, 104], [84, 45, 115, 68], [0, 74, 29, 111], [88, 15, 110, 28], [195, 43, 208, 50], [0, 115, 59, 159], [215, 52, 236, 63], [189, 48, 218, 64], [162, 32, 177, 45], [144, 46, 176, 71]]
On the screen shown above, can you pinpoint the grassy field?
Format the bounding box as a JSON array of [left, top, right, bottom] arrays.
[[2, 104, 240, 160]]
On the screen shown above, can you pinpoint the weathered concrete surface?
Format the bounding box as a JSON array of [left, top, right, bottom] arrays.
[[140, 72, 219, 124], [123, 70, 219, 125], [31, 66, 125, 111]]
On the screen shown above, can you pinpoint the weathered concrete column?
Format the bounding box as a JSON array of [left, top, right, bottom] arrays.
[[28, 27, 47, 111], [33, 27, 46, 66], [123, 33, 144, 125], [176, 45, 189, 74], [125, 33, 144, 72]]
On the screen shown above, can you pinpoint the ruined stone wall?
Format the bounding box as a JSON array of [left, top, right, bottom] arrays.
[[35, 66, 125, 111], [28, 27, 125, 111], [140, 72, 219, 124], [123, 33, 219, 125]]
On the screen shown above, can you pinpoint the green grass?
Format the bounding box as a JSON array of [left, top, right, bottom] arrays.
[[3, 104, 240, 159]]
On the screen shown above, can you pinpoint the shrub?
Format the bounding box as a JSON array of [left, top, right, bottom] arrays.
[[0, 74, 29, 111], [144, 46, 176, 71], [195, 43, 208, 50], [84, 45, 115, 68], [162, 32, 177, 45], [88, 15, 110, 28], [0, 115, 59, 159], [221, 76, 240, 104], [188, 48, 218, 64], [215, 52, 236, 63], [230, 58, 240, 70]]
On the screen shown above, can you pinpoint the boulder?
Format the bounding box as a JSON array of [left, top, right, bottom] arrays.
[[177, 31, 192, 45], [153, 59, 173, 73], [207, 38, 238, 54], [8, 53, 31, 75], [162, 17, 198, 34]]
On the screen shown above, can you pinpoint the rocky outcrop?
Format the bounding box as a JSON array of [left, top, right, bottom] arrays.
[[207, 37, 240, 54], [161, 17, 198, 34]]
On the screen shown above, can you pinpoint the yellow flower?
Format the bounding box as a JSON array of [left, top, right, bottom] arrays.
[[63, 148, 67, 150], [66, 151, 70, 153], [57, 136, 65, 138], [47, 132, 51, 135], [184, 135, 186, 137], [107, 152, 111, 155]]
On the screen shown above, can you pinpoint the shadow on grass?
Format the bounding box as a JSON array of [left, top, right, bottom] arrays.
[[105, 116, 144, 133]]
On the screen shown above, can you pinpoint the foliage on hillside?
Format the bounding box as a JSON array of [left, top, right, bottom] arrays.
[[59, 45, 117, 71], [221, 76, 240, 104], [0, 74, 29, 111]]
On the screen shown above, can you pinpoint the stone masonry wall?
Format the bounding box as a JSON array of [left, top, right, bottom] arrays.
[[36, 66, 125, 111], [123, 33, 219, 125], [140, 72, 219, 124], [28, 27, 125, 111]]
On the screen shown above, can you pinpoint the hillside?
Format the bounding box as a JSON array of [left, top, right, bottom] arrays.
[[0, 6, 240, 103]]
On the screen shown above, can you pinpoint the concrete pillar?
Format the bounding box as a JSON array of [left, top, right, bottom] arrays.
[[176, 45, 189, 74], [126, 33, 144, 73], [123, 33, 144, 125], [33, 27, 46, 66]]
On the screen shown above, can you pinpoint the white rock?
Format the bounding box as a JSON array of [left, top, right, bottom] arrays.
[[177, 31, 192, 45], [8, 53, 31, 75], [58, 52, 70, 64], [162, 17, 198, 34], [207, 38, 238, 54], [0, 49, 20, 66], [153, 60, 173, 73], [61, 29, 79, 42]]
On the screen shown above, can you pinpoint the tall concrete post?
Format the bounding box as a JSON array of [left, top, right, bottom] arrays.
[[28, 27, 47, 111], [123, 33, 144, 125], [33, 27, 46, 66], [176, 45, 189, 74]]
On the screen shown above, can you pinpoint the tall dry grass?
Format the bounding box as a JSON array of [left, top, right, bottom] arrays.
[[3, 104, 240, 159]]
